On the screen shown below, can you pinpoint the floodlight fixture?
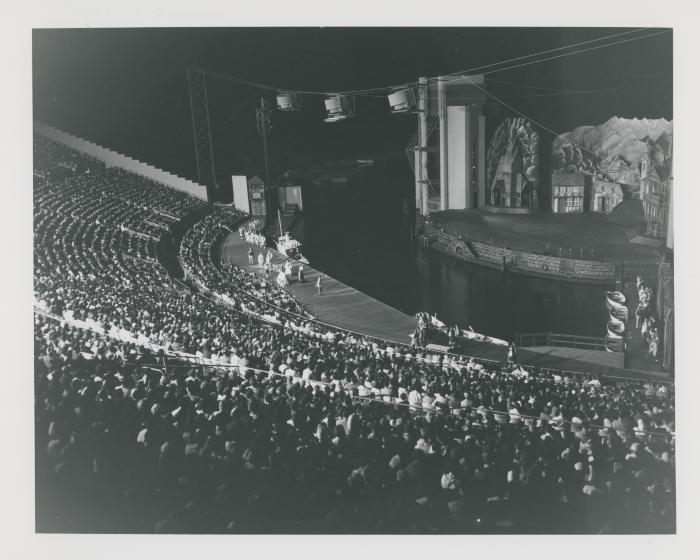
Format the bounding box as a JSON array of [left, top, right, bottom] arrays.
[[387, 88, 418, 114], [276, 92, 301, 112], [323, 94, 354, 123]]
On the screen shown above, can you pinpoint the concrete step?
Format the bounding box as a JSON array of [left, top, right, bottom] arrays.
[[34, 121, 207, 199]]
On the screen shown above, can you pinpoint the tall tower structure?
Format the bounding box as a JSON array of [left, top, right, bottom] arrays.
[[410, 74, 487, 213], [187, 68, 217, 198]]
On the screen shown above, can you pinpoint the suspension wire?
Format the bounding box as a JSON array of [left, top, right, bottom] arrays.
[[215, 87, 265, 130], [429, 28, 653, 81], [419, 81, 670, 102], [367, 83, 670, 104], [201, 28, 662, 97], [486, 76, 668, 93], [434, 29, 671, 89], [460, 74, 668, 165]]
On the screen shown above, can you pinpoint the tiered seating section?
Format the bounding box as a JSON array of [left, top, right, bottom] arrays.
[[33, 134, 676, 534], [179, 209, 311, 320]]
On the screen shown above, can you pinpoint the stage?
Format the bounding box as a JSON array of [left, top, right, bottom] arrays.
[[518, 345, 669, 381], [218, 229, 418, 345]]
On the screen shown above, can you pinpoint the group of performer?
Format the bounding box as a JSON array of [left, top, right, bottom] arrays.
[[246, 245, 323, 295], [409, 311, 512, 357], [410, 312, 454, 349], [635, 276, 659, 362], [239, 221, 266, 248]]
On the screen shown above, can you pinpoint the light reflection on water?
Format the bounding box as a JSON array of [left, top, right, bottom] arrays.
[[301, 187, 613, 341]]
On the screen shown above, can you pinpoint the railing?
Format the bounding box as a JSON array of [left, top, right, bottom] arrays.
[[620, 260, 664, 283], [32, 307, 675, 440], [121, 253, 158, 265], [423, 222, 618, 281], [514, 332, 550, 347], [153, 208, 179, 221], [516, 331, 623, 352], [122, 226, 159, 242], [34, 287, 671, 389], [144, 219, 170, 231], [34, 211, 666, 388]]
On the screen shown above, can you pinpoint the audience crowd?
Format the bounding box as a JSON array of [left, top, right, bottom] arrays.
[[179, 209, 309, 318], [33, 134, 676, 534]]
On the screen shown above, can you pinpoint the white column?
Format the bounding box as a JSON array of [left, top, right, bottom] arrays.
[[414, 105, 422, 212], [419, 77, 429, 215], [438, 77, 448, 210], [447, 106, 468, 210], [666, 179, 673, 249], [478, 114, 486, 208], [464, 105, 474, 209]]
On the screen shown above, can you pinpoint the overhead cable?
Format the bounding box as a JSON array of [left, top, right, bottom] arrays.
[[202, 28, 665, 97]]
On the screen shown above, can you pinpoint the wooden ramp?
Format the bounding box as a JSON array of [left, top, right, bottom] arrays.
[[518, 345, 670, 381], [219, 231, 418, 345]]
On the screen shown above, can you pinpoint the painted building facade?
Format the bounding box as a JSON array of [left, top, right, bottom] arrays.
[[640, 155, 671, 238], [489, 149, 523, 207], [590, 179, 624, 213], [247, 175, 267, 217], [551, 172, 587, 214]]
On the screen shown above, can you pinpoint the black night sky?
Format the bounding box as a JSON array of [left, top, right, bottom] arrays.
[[32, 27, 672, 187]]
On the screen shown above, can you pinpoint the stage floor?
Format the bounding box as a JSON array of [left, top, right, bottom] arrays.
[[219, 224, 668, 378], [518, 345, 669, 381], [219, 230, 418, 345]]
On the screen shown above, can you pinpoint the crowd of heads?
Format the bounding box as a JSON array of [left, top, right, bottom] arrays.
[[34, 135, 105, 182], [33, 134, 676, 534], [35, 310, 676, 534], [179, 209, 308, 318]]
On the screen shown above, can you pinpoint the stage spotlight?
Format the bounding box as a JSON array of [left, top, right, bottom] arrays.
[[276, 92, 301, 112], [323, 94, 354, 123], [387, 88, 417, 114]]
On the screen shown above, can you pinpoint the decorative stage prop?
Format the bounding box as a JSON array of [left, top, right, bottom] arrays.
[[486, 117, 540, 209]]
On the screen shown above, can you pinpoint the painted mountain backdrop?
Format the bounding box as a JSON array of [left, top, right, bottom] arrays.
[[551, 117, 673, 187]]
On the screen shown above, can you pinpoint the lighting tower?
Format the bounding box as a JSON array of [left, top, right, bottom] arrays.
[[256, 97, 274, 220], [187, 68, 217, 198]]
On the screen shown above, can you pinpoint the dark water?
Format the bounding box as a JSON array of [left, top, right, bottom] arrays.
[[299, 161, 614, 342]]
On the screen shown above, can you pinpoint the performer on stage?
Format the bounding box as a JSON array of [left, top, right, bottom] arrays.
[[277, 270, 288, 289]]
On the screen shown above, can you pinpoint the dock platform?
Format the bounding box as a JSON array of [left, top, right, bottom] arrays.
[[219, 228, 669, 379], [518, 345, 670, 381]]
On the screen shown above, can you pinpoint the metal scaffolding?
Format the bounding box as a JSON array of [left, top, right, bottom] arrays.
[[187, 68, 217, 197]]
